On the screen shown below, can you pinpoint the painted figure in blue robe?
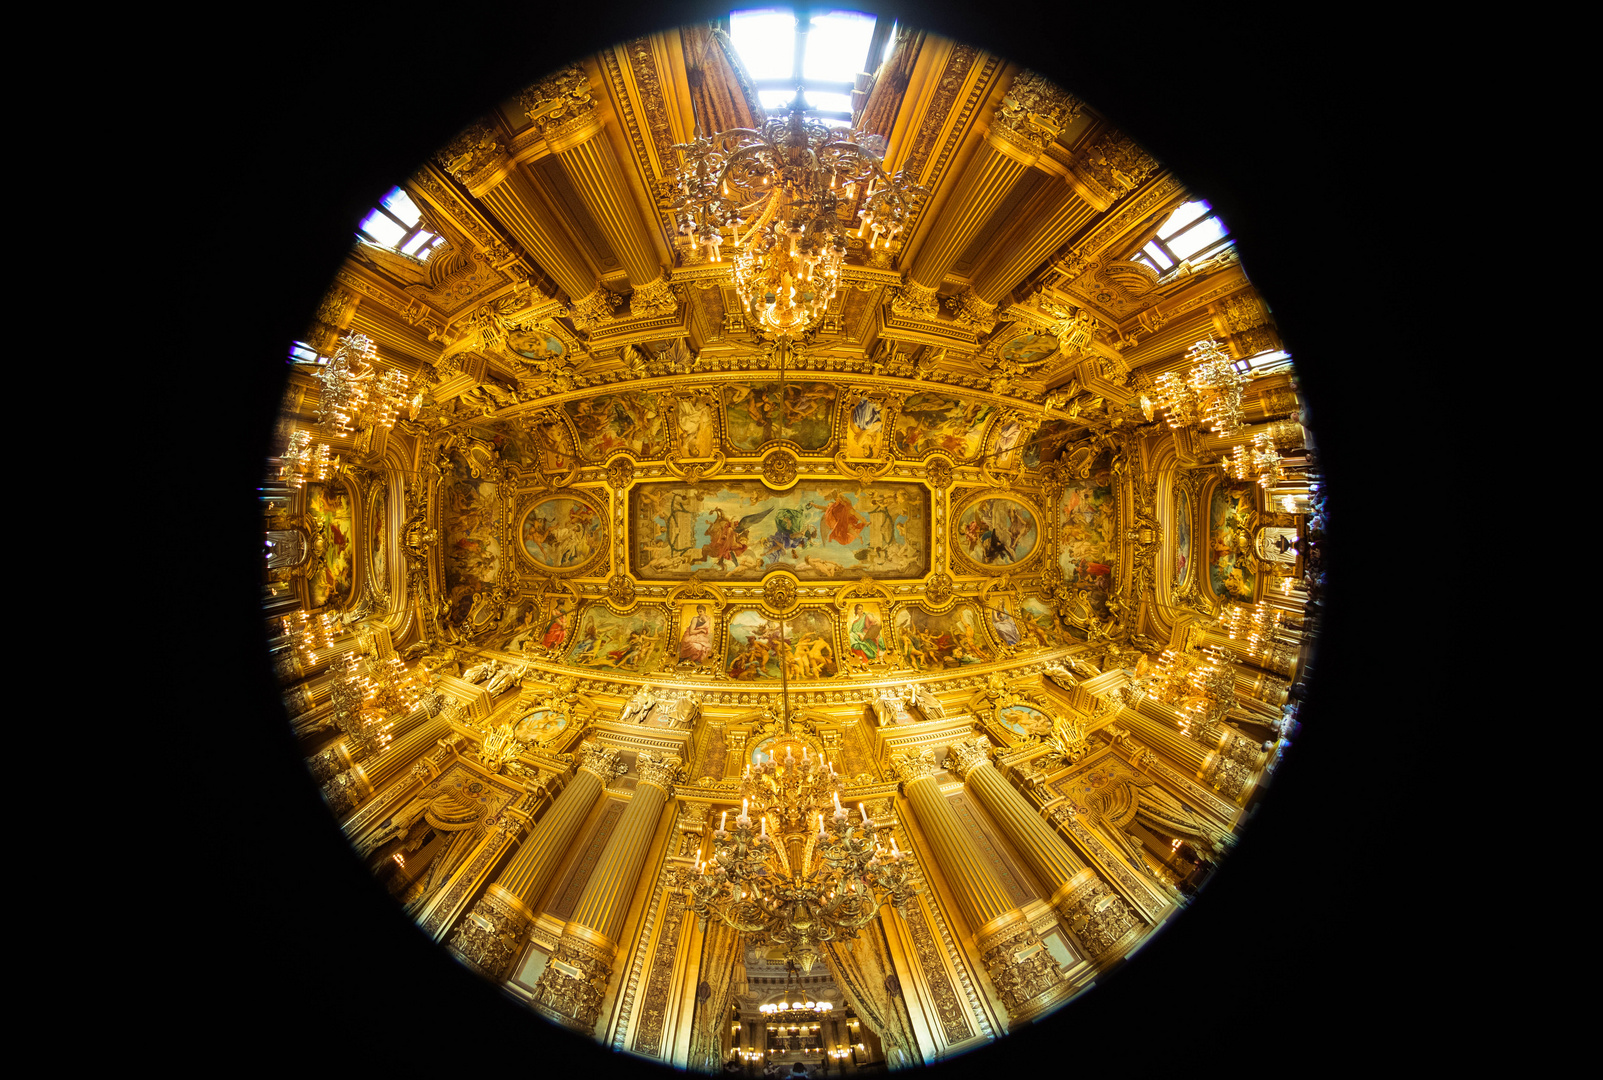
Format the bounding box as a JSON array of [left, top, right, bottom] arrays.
[[763, 507, 816, 564]]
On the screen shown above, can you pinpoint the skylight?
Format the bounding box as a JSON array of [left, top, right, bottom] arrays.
[[728, 7, 881, 126], [356, 186, 444, 260], [1132, 199, 1234, 276]]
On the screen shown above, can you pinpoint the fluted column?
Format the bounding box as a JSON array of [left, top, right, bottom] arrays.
[[1118, 706, 1210, 776], [479, 166, 602, 308], [891, 748, 1070, 1026], [532, 749, 683, 1033], [448, 741, 622, 979], [946, 739, 1143, 966], [969, 184, 1098, 307], [320, 712, 452, 819]]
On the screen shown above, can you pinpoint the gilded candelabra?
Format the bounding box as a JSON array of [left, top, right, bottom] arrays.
[[663, 94, 925, 337], [687, 743, 917, 972], [1136, 645, 1236, 736], [278, 428, 337, 489]]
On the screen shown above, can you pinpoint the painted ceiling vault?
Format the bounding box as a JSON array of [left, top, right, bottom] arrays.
[[262, 9, 1322, 1070]]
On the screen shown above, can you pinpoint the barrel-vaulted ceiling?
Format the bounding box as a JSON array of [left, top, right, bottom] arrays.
[[287, 16, 1291, 689]]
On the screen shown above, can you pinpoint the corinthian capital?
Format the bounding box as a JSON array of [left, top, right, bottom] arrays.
[[1071, 133, 1159, 207], [568, 285, 622, 331], [889, 281, 941, 321], [629, 274, 678, 319], [891, 746, 939, 783], [575, 740, 624, 781], [520, 65, 596, 135], [993, 70, 1083, 151], [436, 119, 508, 188], [944, 737, 993, 780], [635, 750, 683, 791], [943, 287, 996, 333]]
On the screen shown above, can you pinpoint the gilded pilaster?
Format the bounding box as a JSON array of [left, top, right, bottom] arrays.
[[969, 185, 1098, 306], [905, 140, 1033, 293], [532, 750, 681, 1033], [892, 749, 1070, 1026]]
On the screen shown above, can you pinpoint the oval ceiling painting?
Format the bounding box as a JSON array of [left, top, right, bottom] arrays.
[[260, 5, 1329, 1069]]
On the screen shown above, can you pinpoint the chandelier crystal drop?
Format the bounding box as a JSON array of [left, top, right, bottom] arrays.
[[1151, 338, 1248, 435], [686, 737, 918, 972], [663, 94, 926, 337]]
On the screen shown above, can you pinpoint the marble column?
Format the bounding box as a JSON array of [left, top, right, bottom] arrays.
[[448, 741, 622, 979], [532, 749, 683, 1033], [945, 739, 1143, 966], [891, 748, 1070, 1026]]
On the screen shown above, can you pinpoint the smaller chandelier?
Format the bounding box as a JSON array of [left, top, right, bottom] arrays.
[[1214, 601, 1284, 655], [315, 332, 413, 436], [1151, 339, 1248, 436], [278, 428, 336, 489], [282, 609, 343, 665], [1135, 645, 1236, 736], [1221, 432, 1284, 488], [664, 95, 926, 337]]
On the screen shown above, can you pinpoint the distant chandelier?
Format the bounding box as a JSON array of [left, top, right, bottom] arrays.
[[686, 740, 918, 972], [1135, 645, 1236, 736], [329, 653, 431, 756], [1221, 432, 1283, 488], [664, 93, 926, 338], [759, 959, 834, 1023], [1152, 338, 1248, 436], [279, 428, 336, 489], [316, 332, 413, 436], [1214, 601, 1285, 654]]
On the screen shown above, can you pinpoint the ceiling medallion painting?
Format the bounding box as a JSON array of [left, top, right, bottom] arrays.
[[263, 7, 1328, 1071], [632, 481, 928, 580]]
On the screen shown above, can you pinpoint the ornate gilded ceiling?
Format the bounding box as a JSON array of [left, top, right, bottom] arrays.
[[271, 18, 1298, 704]]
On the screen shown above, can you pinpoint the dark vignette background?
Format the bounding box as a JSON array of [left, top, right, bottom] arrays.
[[177, 1, 1442, 1070]]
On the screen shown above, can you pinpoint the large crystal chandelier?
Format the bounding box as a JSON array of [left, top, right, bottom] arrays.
[[1152, 338, 1248, 435], [315, 332, 413, 436], [686, 738, 918, 972], [664, 93, 925, 337], [1221, 431, 1284, 488]]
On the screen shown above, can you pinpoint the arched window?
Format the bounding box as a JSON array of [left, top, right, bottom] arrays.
[[356, 186, 444, 260], [1129, 199, 1233, 277]]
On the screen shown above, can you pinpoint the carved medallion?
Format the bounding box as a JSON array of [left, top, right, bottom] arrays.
[[762, 574, 798, 612], [926, 572, 953, 605], [762, 450, 798, 488], [606, 455, 636, 489], [607, 574, 637, 606], [925, 457, 953, 490]]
